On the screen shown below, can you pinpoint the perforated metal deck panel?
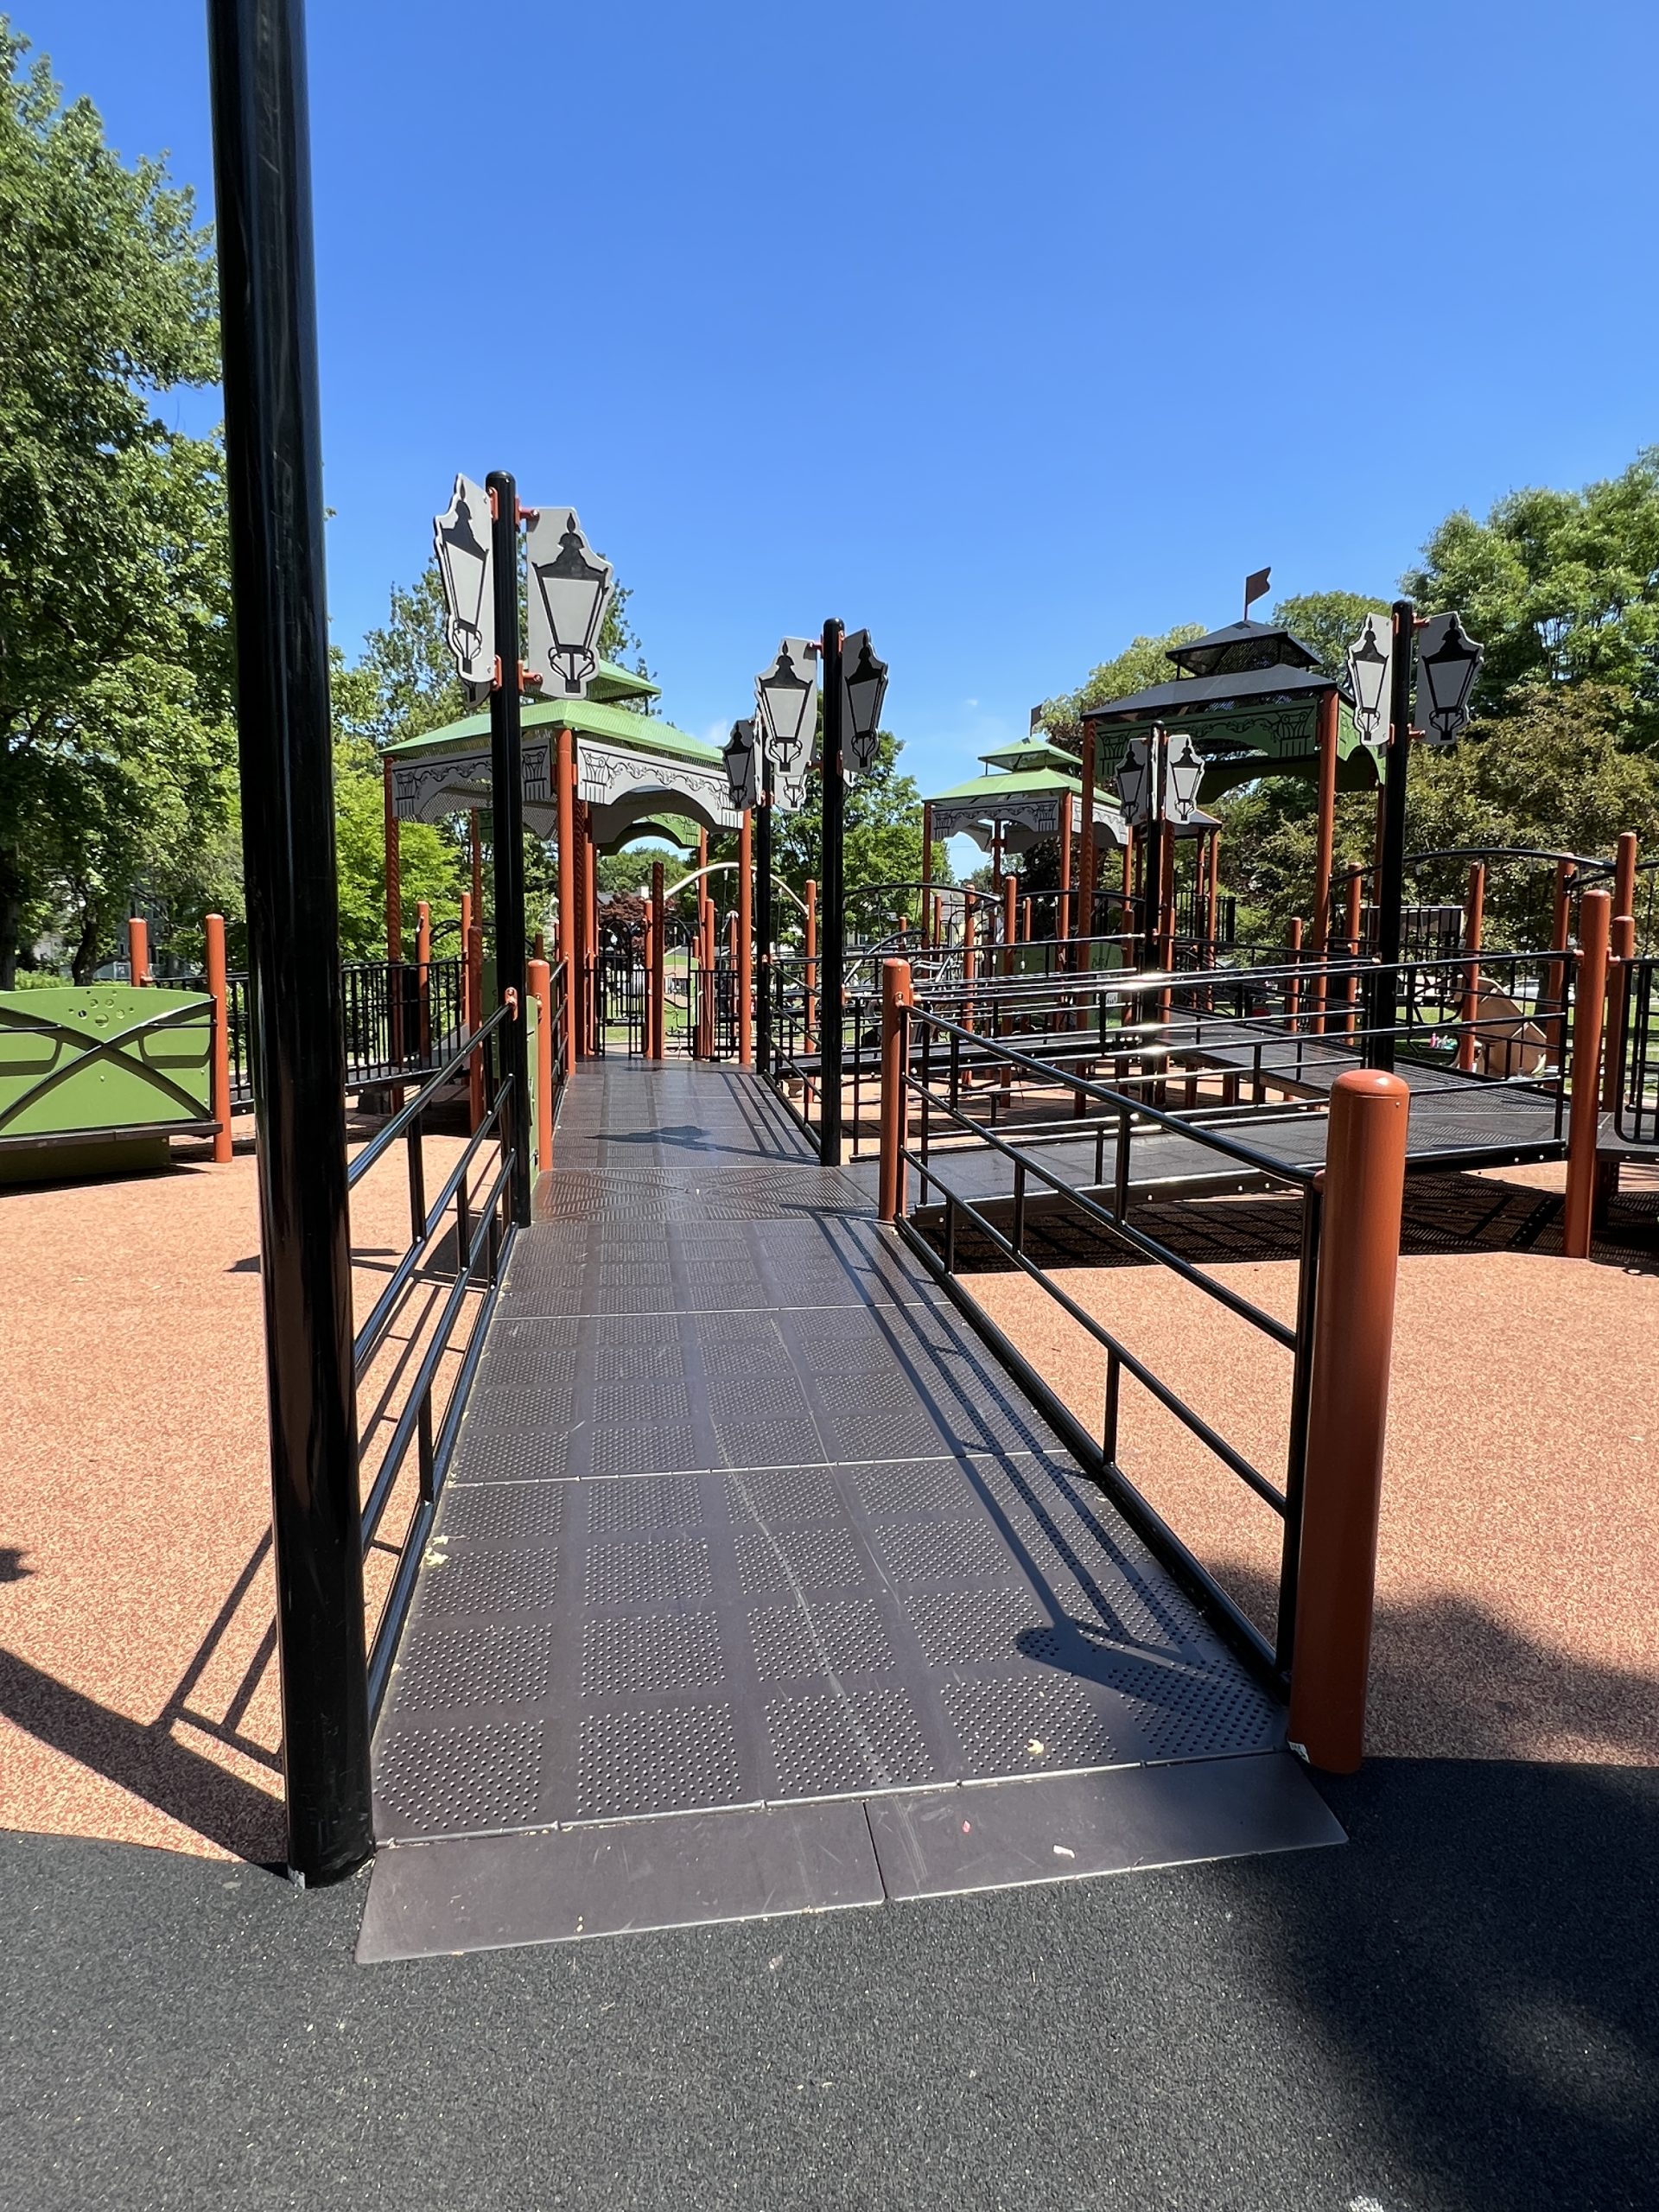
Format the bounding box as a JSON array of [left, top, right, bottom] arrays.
[[362, 1065, 1340, 1960]]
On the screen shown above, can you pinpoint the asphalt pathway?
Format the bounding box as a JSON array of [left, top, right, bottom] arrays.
[[5, 1757, 1655, 2211]]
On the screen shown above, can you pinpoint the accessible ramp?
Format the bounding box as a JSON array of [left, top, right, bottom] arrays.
[[359, 1065, 1338, 1961]]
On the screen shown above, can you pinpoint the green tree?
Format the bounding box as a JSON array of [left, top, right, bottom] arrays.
[[760, 734, 946, 943], [1405, 452, 1659, 741], [1033, 624, 1205, 754], [0, 26, 231, 982], [1268, 590, 1390, 679]]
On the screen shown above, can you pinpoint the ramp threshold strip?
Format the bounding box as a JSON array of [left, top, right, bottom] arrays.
[[359, 1068, 1340, 1962]]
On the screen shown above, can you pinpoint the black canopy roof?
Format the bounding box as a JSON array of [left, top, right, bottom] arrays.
[[1165, 620, 1325, 678], [1079, 659, 1342, 725]]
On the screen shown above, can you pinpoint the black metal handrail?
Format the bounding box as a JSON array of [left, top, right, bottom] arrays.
[[893, 1004, 1320, 1686], [350, 1001, 521, 1717]]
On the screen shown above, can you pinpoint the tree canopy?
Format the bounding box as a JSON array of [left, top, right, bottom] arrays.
[[0, 26, 232, 982]]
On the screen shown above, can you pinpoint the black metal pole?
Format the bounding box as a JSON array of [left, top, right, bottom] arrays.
[[1367, 597, 1415, 1072], [486, 469, 531, 1223], [1143, 724, 1166, 968], [820, 618, 845, 1164], [206, 0, 371, 1883], [756, 752, 773, 1076]]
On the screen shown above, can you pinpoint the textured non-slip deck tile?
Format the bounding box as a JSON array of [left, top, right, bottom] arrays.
[[372, 1064, 1315, 1932]]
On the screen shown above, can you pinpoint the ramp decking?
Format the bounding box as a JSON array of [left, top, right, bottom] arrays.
[[359, 1065, 1338, 1961]]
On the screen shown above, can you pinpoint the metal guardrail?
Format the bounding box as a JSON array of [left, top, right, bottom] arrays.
[[1614, 955, 1659, 1145], [890, 1002, 1321, 1687], [350, 1001, 522, 1718]]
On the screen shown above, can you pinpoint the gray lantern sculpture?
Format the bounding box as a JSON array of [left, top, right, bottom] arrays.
[[1415, 612, 1484, 749], [433, 474, 494, 692], [1345, 612, 1393, 751], [723, 717, 760, 810], [525, 506, 614, 697], [1114, 734, 1153, 824], [1115, 727, 1204, 824], [840, 629, 889, 775], [755, 639, 817, 772], [1164, 731, 1205, 822]]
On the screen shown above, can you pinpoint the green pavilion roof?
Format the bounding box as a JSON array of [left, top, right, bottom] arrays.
[[976, 737, 1079, 772], [927, 765, 1091, 805], [386, 694, 721, 770]]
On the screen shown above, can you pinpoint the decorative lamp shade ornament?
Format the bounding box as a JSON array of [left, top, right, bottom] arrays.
[[1416, 611, 1484, 749], [1345, 613, 1393, 750], [840, 629, 889, 776], [723, 718, 760, 810], [525, 507, 614, 697], [1164, 731, 1205, 823], [755, 639, 819, 774], [1114, 734, 1153, 825], [433, 474, 495, 691]]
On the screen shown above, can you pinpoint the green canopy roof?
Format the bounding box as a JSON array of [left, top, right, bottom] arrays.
[[386, 694, 721, 771]]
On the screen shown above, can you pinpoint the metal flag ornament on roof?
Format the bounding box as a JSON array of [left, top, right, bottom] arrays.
[[1415, 612, 1484, 750], [433, 474, 495, 697], [1243, 565, 1272, 618], [1345, 612, 1393, 753], [524, 507, 615, 698]]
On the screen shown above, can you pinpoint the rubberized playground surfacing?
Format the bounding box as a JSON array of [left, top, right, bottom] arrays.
[[1, 1134, 1654, 1865]]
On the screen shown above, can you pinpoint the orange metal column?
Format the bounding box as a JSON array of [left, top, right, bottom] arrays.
[[1311, 689, 1338, 1028], [466, 919, 485, 1130], [804, 879, 818, 1048], [1286, 916, 1304, 1030], [1288, 1067, 1411, 1773], [1562, 888, 1611, 1258], [205, 912, 232, 1162], [127, 915, 149, 986], [555, 730, 575, 1006], [650, 860, 666, 1060], [1078, 724, 1096, 952], [1058, 791, 1073, 947], [920, 804, 933, 950], [528, 955, 554, 1177], [1457, 862, 1485, 1074], [416, 899, 431, 1062], [384, 758, 402, 964], [738, 808, 753, 1067], [878, 957, 914, 1224]]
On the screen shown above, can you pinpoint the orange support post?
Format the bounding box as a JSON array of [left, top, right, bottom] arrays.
[[1611, 829, 1638, 925], [127, 915, 149, 987], [204, 912, 232, 1162], [738, 808, 753, 1067], [1288, 1067, 1411, 1773], [384, 757, 402, 964], [650, 861, 666, 1060], [528, 956, 554, 1179], [1205, 829, 1220, 946], [878, 958, 914, 1224], [1003, 874, 1017, 977], [920, 803, 934, 950], [1547, 860, 1575, 1070], [1078, 723, 1096, 951], [466, 920, 485, 1131], [1286, 917, 1304, 1030], [1457, 862, 1485, 1074], [1021, 895, 1032, 944], [416, 899, 431, 1061], [1343, 867, 1363, 1038], [1058, 790, 1073, 947], [804, 879, 818, 1049], [1562, 888, 1611, 1258], [555, 732, 575, 994]]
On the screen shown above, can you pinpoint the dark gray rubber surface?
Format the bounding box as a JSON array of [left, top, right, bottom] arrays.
[[367, 1063, 1318, 1948], [5, 1758, 1656, 2210]]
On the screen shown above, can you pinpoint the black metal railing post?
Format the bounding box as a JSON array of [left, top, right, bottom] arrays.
[[820, 618, 846, 1164], [206, 0, 371, 1883], [487, 467, 531, 1226]]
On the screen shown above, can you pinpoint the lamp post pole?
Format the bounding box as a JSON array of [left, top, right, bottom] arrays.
[[486, 469, 532, 1224], [1367, 598, 1415, 1073], [206, 0, 370, 1883], [820, 617, 846, 1165], [756, 751, 774, 1076]]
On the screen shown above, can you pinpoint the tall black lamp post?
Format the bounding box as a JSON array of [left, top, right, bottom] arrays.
[[207, 0, 371, 1884], [1351, 603, 1484, 1071]]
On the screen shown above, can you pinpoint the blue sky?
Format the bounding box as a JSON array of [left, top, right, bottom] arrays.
[[27, 0, 1659, 822]]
